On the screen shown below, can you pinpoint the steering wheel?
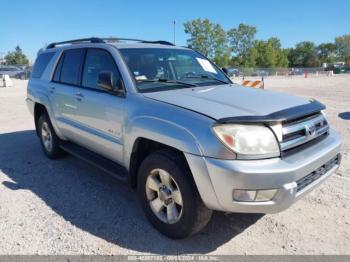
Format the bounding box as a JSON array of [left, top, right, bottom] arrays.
[[179, 71, 198, 80]]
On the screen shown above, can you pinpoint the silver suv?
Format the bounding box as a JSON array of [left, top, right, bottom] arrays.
[[26, 37, 342, 238]]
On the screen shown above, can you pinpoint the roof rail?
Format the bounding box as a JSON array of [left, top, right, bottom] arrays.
[[102, 38, 174, 46], [46, 37, 175, 49], [141, 40, 174, 46], [46, 37, 105, 49]]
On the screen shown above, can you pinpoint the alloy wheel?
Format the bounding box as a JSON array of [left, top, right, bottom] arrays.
[[145, 168, 183, 224]]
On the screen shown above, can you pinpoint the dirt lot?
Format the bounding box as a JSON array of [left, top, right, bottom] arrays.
[[0, 76, 349, 255]]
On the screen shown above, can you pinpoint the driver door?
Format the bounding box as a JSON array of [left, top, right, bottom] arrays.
[[72, 48, 126, 164]]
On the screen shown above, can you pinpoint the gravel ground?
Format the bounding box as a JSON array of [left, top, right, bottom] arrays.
[[0, 76, 349, 255]]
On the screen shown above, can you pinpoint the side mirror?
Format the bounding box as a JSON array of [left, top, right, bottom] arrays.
[[222, 67, 236, 77], [97, 71, 125, 97], [222, 67, 229, 75]]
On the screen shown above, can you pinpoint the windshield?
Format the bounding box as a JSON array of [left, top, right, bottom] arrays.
[[118, 48, 230, 93]]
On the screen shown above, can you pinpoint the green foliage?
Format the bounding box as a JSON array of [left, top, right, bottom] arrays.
[[288, 41, 320, 67], [4, 46, 29, 65], [183, 18, 350, 68], [335, 35, 350, 63], [213, 53, 231, 67], [227, 24, 257, 66], [250, 38, 289, 68], [317, 43, 337, 63], [184, 18, 228, 64]]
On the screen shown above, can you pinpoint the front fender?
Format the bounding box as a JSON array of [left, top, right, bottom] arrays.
[[123, 115, 203, 169], [123, 115, 223, 210]]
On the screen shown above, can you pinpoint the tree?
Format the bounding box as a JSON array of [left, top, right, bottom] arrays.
[[183, 19, 350, 68], [288, 41, 320, 67], [317, 43, 337, 63], [184, 18, 229, 66], [248, 38, 289, 68], [280, 49, 290, 67], [244, 47, 258, 67], [227, 24, 257, 66], [4, 46, 29, 65], [335, 35, 350, 63]]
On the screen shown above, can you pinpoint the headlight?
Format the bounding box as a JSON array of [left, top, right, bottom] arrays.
[[213, 124, 280, 159]]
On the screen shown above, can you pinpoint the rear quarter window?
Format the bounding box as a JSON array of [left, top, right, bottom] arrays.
[[31, 52, 55, 78]]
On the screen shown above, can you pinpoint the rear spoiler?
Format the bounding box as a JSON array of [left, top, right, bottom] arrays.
[[217, 100, 325, 124]]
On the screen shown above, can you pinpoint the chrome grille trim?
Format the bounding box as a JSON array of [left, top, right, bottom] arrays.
[[280, 112, 329, 152], [282, 114, 324, 134]]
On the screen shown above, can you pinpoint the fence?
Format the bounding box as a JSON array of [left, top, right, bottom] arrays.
[[0, 64, 32, 80], [230, 67, 349, 78]]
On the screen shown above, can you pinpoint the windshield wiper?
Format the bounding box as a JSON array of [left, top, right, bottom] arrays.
[[184, 75, 230, 84], [138, 78, 197, 87]]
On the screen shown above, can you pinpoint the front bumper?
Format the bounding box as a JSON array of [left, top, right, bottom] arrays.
[[186, 129, 341, 213]]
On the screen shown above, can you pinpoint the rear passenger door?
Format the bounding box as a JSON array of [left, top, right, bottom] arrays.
[[73, 48, 126, 164], [50, 48, 85, 141]]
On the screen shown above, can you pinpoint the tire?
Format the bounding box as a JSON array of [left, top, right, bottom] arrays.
[[137, 149, 212, 239], [37, 112, 65, 159]]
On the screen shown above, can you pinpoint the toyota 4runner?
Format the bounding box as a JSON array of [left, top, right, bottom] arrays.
[[26, 37, 342, 238]]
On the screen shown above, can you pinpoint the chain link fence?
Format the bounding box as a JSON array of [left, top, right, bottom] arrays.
[[0, 64, 32, 79], [228, 67, 350, 78]]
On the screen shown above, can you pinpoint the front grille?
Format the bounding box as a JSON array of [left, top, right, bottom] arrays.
[[280, 112, 329, 156], [296, 154, 340, 192]]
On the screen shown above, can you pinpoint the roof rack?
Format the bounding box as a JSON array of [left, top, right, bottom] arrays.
[[46, 37, 174, 49], [46, 37, 104, 49], [103, 38, 174, 46]]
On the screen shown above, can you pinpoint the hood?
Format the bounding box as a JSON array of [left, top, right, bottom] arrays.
[[143, 84, 311, 120]]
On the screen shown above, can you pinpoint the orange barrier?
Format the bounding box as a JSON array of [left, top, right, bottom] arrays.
[[241, 80, 264, 89]]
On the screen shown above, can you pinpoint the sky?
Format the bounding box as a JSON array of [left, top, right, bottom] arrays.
[[1, 0, 349, 61]]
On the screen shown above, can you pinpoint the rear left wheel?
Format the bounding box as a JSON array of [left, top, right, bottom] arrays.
[[38, 113, 65, 159]]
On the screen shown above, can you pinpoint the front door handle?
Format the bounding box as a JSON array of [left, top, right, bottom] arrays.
[[49, 86, 55, 93], [75, 92, 84, 101]]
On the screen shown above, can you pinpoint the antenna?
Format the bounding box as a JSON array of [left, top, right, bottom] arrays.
[[173, 20, 176, 45]]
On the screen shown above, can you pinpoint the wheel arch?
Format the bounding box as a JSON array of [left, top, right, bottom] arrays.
[[34, 103, 48, 135], [128, 137, 192, 187], [32, 98, 65, 140]]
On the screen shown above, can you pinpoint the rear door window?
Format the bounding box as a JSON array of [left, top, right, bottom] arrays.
[[60, 49, 84, 85], [32, 52, 55, 78]]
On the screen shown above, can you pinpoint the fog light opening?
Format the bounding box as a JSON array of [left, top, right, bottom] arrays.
[[255, 189, 277, 201], [233, 189, 277, 202]]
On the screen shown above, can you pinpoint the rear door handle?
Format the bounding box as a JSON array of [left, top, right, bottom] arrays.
[[49, 87, 55, 93]]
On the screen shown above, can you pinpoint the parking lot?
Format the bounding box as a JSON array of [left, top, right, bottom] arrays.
[[0, 76, 349, 255]]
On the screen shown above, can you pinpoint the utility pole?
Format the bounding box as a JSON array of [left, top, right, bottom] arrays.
[[173, 20, 176, 45]]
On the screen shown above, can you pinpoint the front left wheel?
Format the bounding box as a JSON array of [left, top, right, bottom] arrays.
[[137, 149, 213, 239]]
